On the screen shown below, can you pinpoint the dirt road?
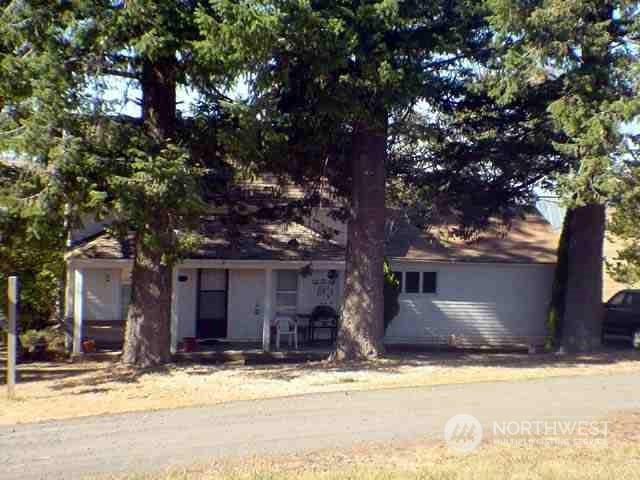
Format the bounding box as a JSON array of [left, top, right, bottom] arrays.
[[2, 373, 639, 479]]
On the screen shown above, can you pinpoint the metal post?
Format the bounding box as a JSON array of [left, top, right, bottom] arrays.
[[7, 276, 18, 399], [72, 268, 84, 356], [262, 268, 273, 352], [170, 267, 179, 355]]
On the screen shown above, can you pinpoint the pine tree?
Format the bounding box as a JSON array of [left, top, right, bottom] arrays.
[[0, 1, 231, 366], [487, 0, 640, 350], [0, 160, 65, 330], [198, 0, 493, 360]]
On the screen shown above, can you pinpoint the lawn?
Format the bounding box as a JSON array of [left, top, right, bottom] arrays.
[[1, 350, 640, 425], [111, 411, 640, 480]]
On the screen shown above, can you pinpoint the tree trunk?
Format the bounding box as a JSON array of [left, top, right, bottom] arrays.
[[546, 208, 572, 349], [561, 203, 605, 352], [121, 57, 176, 367], [122, 232, 172, 366], [332, 118, 387, 361]]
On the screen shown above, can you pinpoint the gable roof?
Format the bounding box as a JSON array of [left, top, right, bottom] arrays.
[[66, 219, 345, 262], [67, 212, 558, 265], [385, 213, 558, 264]]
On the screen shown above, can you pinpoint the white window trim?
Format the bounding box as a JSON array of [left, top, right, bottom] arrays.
[[396, 270, 438, 296], [276, 271, 299, 311]]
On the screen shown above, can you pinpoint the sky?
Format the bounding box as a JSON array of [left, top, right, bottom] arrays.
[[99, 76, 250, 118]]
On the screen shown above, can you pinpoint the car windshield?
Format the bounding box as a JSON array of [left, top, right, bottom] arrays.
[[608, 292, 627, 305]]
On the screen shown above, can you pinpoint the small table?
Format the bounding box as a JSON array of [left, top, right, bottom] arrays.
[[295, 314, 311, 345], [302, 313, 338, 345]]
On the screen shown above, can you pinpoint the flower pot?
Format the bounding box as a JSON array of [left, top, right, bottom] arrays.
[[82, 339, 96, 353], [183, 337, 198, 352]]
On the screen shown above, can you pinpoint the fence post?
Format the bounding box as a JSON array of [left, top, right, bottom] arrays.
[[7, 276, 18, 399]]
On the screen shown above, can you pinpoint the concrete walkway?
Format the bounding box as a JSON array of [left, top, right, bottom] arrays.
[[2, 373, 640, 479]]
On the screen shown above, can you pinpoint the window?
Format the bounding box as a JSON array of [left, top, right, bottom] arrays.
[[198, 270, 227, 321], [422, 272, 437, 294], [276, 270, 298, 310], [405, 272, 420, 293], [629, 292, 640, 308], [608, 292, 627, 306], [393, 271, 403, 292]]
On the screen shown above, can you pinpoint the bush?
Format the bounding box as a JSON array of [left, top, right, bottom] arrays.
[[546, 210, 572, 350], [19, 326, 67, 361], [384, 259, 401, 331]]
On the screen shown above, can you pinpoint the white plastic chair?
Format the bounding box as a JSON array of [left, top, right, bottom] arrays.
[[274, 314, 298, 350]]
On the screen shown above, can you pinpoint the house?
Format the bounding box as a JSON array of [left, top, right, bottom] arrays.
[[64, 205, 559, 354]]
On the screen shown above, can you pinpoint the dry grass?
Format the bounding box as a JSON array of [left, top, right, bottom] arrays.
[[2, 350, 640, 425], [104, 411, 640, 480]]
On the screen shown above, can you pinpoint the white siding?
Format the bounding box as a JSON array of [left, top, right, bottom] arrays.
[[225, 268, 343, 340], [298, 270, 343, 313], [83, 268, 121, 321], [176, 268, 197, 340], [227, 269, 266, 340], [385, 262, 554, 347]]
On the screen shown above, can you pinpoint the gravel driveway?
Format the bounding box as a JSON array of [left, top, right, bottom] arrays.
[[2, 373, 640, 480]]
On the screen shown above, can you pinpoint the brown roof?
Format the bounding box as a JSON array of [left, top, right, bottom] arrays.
[[67, 220, 345, 262], [385, 213, 559, 264], [68, 213, 558, 264]]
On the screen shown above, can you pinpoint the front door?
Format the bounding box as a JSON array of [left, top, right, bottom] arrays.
[[197, 269, 228, 339]]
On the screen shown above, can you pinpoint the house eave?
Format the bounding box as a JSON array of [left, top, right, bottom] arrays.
[[67, 258, 347, 270]]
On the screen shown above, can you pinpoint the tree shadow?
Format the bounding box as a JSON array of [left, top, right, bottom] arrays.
[[0, 365, 90, 385], [237, 346, 640, 382], [3, 344, 638, 392], [48, 364, 169, 391]]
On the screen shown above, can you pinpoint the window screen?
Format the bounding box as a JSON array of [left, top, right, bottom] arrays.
[[277, 270, 298, 291], [276, 270, 298, 310], [405, 272, 420, 293], [422, 272, 437, 293], [199, 291, 226, 319], [200, 270, 226, 291]]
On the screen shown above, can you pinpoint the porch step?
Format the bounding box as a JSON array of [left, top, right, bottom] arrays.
[[76, 350, 122, 362], [173, 349, 330, 365]]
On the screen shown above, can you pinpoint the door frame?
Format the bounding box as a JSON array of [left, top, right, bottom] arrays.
[[196, 268, 229, 339]]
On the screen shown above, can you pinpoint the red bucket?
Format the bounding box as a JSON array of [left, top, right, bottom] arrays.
[[183, 337, 198, 352]]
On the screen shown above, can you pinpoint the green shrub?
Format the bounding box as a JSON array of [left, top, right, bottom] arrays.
[[546, 209, 572, 350], [19, 327, 67, 360], [384, 259, 401, 332]]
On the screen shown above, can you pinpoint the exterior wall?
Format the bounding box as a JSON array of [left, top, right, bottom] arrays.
[[297, 270, 343, 313], [176, 268, 198, 340], [208, 268, 344, 341], [385, 261, 555, 347], [80, 267, 125, 346], [83, 268, 122, 321], [72, 260, 553, 349], [227, 269, 266, 340]]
